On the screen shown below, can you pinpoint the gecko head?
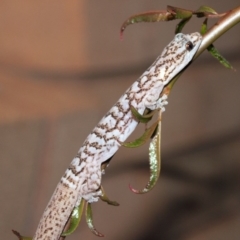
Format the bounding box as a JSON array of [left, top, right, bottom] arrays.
[[174, 32, 202, 63], [159, 32, 202, 84]]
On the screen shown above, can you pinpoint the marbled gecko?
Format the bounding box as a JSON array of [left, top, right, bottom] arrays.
[[33, 32, 202, 239]]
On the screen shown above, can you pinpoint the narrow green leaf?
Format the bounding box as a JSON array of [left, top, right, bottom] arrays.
[[175, 17, 192, 33], [86, 203, 104, 237], [130, 105, 155, 123], [100, 186, 120, 206], [61, 199, 85, 236], [120, 11, 175, 39], [122, 120, 159, 148], [168, 6, 193, 33], [120, 5, 194, 38], [199, 17, 234, 69], [150, 123, 158, 139], [130, 119, 161, 194], [165, 74, 179, 92], [194, 5, 218, 17], [200, 18, 208, 35], [207, 44, 234, 69], [167, 5, 193, 19], [12, 230, 32, 240]]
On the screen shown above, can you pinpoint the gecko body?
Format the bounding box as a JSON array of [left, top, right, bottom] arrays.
[[33, 32, 202, 239]]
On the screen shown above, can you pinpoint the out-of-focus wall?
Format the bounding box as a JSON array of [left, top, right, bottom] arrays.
[[0, 1, 239, 240]]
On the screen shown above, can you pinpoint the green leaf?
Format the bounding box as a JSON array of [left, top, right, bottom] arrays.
[[61, 199, 85, 236], [122, 120, 159, 148], [130, 105, 155, 123], [207, 44, 234, 69], [120, 10, 175, 39], [163, 73, 180, 93], [167, 5, 193, 19], [175, 17, 192, 33], [86, 203, 104, 237], [194, 5, 218, 17], [200, 18, 208, 35], [130, 119, 161, 194], [12, 230, 32, 240], [100, 186, 120, 206], [167, 6, 193, 33], [120, 5, 195, 38], [200, 18, 234, 69]]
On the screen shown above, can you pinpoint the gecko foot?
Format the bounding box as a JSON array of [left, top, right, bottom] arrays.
[[145, 94, 168, 112]]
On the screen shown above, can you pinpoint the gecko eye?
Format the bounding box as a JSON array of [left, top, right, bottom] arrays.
[[186, 41, 194, 51]]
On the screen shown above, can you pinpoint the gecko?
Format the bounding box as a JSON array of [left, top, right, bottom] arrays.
[[18, 32, 202, 240]]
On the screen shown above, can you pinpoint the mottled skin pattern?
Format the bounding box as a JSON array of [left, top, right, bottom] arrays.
[[33, 32, 202, 240]]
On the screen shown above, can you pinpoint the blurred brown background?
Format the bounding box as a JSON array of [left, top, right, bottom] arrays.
[[0, 1, 240, 240]]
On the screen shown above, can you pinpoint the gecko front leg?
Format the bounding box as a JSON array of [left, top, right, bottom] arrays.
[[144, 94, 168, 112]]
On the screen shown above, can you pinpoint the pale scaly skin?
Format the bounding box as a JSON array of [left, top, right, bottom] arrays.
[[33, 32, 202, 240]]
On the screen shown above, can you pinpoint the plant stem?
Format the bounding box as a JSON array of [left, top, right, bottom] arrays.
[[195, 5, 240, 58]]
